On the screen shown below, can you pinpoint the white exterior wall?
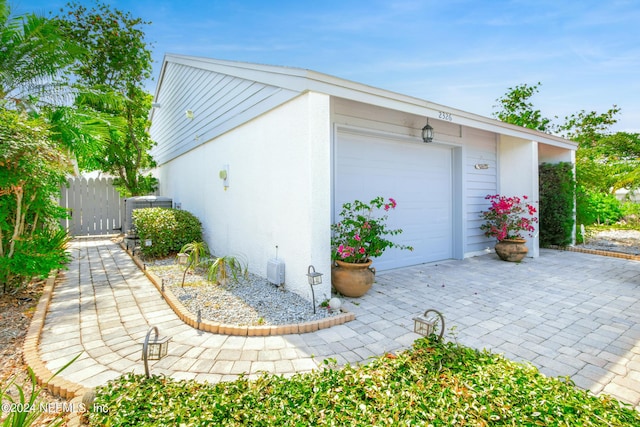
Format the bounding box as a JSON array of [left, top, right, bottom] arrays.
[[462, 128, 499, 257], [156, 92, 332, 301], [539, 143, 575, 164], [498, 135, 540, 257]]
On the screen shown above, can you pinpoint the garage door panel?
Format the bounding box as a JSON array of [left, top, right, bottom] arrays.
[[335, 131, 453, 270]]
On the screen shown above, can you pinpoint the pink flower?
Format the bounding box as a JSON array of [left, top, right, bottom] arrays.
[[389, 198, 397, 208], [354, 234, 361, 241], [358, 247, 365, 254], [384, 204, 390, 211]]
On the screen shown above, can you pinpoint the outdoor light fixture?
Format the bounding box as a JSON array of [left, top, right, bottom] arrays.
[[185, 109, 194, 119], [176, 253, 189, 266], [307, 265, 323, 314], [142, 326, 170, 378], [413, 308, 445, 340], [421, 119, 434, 143]]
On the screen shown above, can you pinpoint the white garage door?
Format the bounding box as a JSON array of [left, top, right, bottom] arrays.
[[334, 130, 453, 270]]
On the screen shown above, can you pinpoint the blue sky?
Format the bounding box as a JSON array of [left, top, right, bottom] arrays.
[[22, 0, 640, 132]]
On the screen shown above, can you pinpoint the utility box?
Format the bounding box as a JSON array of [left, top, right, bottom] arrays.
[[267, 258, 285, 286]]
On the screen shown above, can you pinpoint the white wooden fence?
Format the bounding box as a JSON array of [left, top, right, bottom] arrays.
[[60, 177, 124, 236]]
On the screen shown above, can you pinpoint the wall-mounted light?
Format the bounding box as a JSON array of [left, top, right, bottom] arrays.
[[185, 110, 194, 119], [219, 164, 229, 189], [474, 163, 489, 170], [421, 119, 434, 143]]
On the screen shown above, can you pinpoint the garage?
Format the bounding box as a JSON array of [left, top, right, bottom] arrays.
[[334, 128, 453, 270]]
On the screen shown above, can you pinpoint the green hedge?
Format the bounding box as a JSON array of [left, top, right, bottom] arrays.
[[539, 162, 575, 247], [88, 337, 640, 426], [132, 208, 202, 258]]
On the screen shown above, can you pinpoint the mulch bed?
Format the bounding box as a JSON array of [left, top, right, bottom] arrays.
[[0, 279, 70, 426]]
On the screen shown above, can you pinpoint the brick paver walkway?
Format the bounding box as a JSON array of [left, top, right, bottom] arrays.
[[35, 238, 640, 411]]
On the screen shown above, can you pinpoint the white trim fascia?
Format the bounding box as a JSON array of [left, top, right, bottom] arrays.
[[163, 54, 577, 151]]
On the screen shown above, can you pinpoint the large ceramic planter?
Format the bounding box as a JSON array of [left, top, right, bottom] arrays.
[[331, 259, 376, 297], [494, 238, 528, 262]]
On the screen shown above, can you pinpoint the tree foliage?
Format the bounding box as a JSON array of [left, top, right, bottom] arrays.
[[57, 1, 157, 196], [0, 109, 70, 291], [492, 82, 552, 133], [0, 0, 78, 109], [0, 0, 158, 290], [493, 82, 640, 226]]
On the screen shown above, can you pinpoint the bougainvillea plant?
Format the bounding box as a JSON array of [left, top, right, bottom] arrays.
[[331, 196, 413, 263], [480, 194, 538, 241]]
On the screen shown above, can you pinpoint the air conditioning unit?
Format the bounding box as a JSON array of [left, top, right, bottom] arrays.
[[267, 258, 285, 286]]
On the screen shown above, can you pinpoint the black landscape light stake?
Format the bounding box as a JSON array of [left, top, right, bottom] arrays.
[[307, 265, 323, 314], [142, 326, 170, 378]]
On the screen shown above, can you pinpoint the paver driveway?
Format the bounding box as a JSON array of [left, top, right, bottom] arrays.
[[37, 239, 640, 410]]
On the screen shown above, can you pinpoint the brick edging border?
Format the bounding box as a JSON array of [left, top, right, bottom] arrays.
[[549, 245, 640, 261], [119, 242, 356, 336], [22, 272, 91, 425]]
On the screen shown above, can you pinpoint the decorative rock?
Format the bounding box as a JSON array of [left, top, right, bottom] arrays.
[[146, 259, 343, 327], [329, 297, 342, 312]]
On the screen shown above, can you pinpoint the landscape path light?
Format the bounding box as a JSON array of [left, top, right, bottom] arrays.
[[141, 326, 170, 378], [307, 265, 323, 314], [413, 308, 445, 340]]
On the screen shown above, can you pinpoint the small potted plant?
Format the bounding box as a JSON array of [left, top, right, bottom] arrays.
[[330, 196, 412, 296], [480, 194, 538, 262]]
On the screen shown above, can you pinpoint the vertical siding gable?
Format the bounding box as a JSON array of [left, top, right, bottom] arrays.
[[150, 62, 300, 164]]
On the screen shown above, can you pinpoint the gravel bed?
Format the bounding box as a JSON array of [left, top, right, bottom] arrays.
[[576, 228, 640, 255], [146, 258, 339, 326]]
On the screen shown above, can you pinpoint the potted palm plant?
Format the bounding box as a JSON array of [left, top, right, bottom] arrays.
[[330, 196, 412, 296], [480, 194, 538, 262]]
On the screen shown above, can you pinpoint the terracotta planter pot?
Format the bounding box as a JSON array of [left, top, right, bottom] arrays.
[[331, 259, 376, 297], [494, 239, 528, 262]]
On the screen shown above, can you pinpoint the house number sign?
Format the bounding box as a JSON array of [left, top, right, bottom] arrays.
[[439, 111, 453, 121]]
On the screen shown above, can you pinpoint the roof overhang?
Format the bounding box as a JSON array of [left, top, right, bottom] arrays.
[[156, 54, 577, 151]]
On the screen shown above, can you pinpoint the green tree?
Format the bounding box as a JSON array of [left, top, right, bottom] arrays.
[[492, 83, 640, 226], [0, 0, 78, 108], [57, 1, 157, 196], [0, 109, 71, 292], [492, 82, 553, 133]]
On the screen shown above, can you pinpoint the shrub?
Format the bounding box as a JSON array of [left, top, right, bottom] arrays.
[[620, 201, 640, 227], [539, 162, 575, 247], [576, 187, 623, 226], [132, 208, 202, 258], [88, 337, 640, 426]]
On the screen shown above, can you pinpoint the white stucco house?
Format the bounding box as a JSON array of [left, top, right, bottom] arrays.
[[148, 54, 576, 302]]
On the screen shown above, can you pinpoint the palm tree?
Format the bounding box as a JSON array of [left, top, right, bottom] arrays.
[[0, 0, 80, 110]]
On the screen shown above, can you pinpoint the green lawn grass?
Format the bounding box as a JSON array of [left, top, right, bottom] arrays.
[[88, 337, 640, 426]]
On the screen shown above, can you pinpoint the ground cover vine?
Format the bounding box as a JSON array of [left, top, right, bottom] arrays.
[[88, 337, 640, 426]]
